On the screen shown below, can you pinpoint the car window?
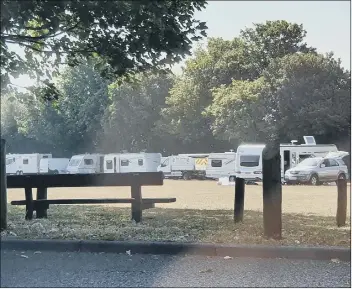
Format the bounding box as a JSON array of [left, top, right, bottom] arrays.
[[328, 159, 339, 167], [298, 158, 320, 167], [322, 159, 330, 167]]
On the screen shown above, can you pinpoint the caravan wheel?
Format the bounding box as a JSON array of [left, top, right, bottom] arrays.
[[229, 176, 236, 182], [182, 172, 191, 180], [16, 171, 20, 175]]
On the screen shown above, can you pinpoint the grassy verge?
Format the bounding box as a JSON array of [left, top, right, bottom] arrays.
[[1, 205, 350, 247]]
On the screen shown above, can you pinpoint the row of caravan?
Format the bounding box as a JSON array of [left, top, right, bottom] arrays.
[[5, 153, 163, 175], [5, 136, 344, 182]]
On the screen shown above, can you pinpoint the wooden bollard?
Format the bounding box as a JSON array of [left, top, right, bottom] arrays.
[[234, 177, 245, 223], [36, 187, 48, 218], [131, 184, 142, 223], [0, 139, 7, 231], [262, 142, 282, 239], [336, 179, 347, 227]]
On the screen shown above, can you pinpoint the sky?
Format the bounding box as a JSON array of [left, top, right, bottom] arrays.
[[10, 0, 351, 87]]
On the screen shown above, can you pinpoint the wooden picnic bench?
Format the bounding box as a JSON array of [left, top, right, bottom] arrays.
[[7, 172, 176, 223]]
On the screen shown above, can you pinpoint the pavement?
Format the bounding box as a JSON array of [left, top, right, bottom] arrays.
[[1, 250, 351, 287]]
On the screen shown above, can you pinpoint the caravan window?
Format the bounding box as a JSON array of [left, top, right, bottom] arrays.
[[211, 160, 222, 167], [84, 159, 93, 165], [23, 159, 29, 165], [6, 158, 15, 165], [106, 160, 113, 169], [43, 155, 49, 159], [138, 159, 143, 166], [240, 155, 260, 167], [121, 160, 129, 166], [69, 159, 80, 166]]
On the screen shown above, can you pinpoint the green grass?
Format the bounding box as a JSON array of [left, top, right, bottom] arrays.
[[1, 205, 350, 247]]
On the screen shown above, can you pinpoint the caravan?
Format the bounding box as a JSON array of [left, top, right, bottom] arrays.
[[205, 152, 237, 181], [6, 153, 52, 175], [39, 158, 70, 174], [235, 136, 338, 182], [66, 154, 104, 174], [104, 153, 162, 173]]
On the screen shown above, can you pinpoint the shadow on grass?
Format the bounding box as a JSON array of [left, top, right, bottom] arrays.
[[3, 205, 351, 247]]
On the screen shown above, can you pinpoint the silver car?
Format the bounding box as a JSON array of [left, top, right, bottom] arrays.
[[284, 151, 349, 185]]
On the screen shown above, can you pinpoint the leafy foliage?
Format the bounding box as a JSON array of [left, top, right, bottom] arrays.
[[1, 0, 207, 93], [1, 20, 350, 159], [102, 72, 174, 153], [207, 53, 351, 144]]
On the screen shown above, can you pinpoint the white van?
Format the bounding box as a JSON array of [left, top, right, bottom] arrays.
[[39, 158, 70, 174], [6, 153, 52, 175], [66, 154, 104, 174], [205, 152, 237, 181], [158, 155, 196, 180], [235, 136, 338, 182], [104, 153, 162, 173]]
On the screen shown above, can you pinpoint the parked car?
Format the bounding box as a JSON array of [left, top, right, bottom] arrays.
[[284, 151, 349, 185]]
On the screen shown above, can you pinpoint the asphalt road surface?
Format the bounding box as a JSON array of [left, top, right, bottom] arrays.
[[1, 250, 351, 287]]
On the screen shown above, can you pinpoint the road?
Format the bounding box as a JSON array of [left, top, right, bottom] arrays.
[[1, 250, 350, 287]]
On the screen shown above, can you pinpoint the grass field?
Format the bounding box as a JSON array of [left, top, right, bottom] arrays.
[[3, 180, 351, 247], [6, 180, 352, 216]]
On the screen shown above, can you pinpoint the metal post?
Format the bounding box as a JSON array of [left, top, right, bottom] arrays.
[[262, 142, 282, 239], [0, 139, 7, 231], [336, 179, 347, 227], [234, 177, 245, 223]]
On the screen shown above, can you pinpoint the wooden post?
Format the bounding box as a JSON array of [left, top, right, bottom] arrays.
[[0, 139, 7, 231], [25, 187, 34, 220], [36, 187, 48, 218], [131, 184, 142, 223], [262, 142, 282, 239], [234, 177, 245, 223], [336, 179, 347, 227]]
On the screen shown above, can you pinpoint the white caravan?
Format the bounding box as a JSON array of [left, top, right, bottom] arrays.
[[6, 153, 52, 175], [39, 158, 70, 174], [66, 154, 105, 174], [205, 152, 237, 181], [235, 136, 338, 182], [104, 153, 162, 173]]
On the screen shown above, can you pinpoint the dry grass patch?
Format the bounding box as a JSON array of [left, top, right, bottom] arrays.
[[2, 205, 350, 247], [7, 181, 351, 216]]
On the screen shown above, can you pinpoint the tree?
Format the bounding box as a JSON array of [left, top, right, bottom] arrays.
[[206, 53, 351, 145], [16, 61, 110, 155], [158, 20, 315, 150], [101, 72, 174, 153], [240, 20, 316, 79], [1, 0, 207, 93]]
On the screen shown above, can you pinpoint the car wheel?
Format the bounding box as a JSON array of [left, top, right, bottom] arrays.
[[229, 176, 236, 182], [309, 174, 320, 186]]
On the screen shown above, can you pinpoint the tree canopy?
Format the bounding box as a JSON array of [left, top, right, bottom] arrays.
[[1, 0, 207, 93], [1, 20, 350, 160]]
